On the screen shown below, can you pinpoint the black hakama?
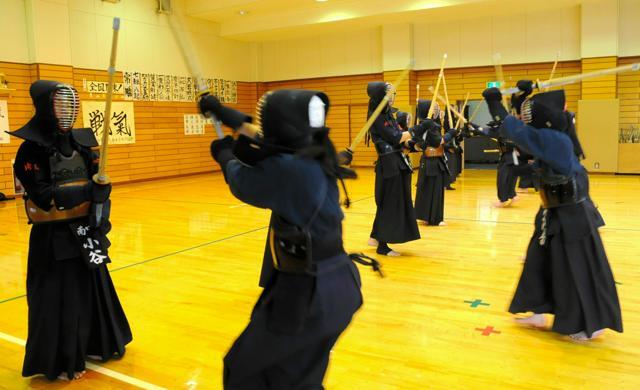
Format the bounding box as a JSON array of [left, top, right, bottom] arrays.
[[22, 255, 131, 380], [415, 156, 446, 225], [444, 150, 457, 187], [583, 173, 605, 228], [224, 263, 362, 389], [497, 158, 518, 202], [454, 147, 463, 177], [509, 203, 622, 337], [370, 161, 420, 244], [483, 93, 621, 340]]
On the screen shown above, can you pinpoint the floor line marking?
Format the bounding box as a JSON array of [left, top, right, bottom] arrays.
[[0, 332, 166, 389], [109, 226, 269, 273], [0, 226, 269, 304], [343, 211, 640, 232], [0, 294, 27, 305], [0, 194, 390, 304]]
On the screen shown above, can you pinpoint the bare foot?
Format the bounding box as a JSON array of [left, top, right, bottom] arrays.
[[515, 314, 546, 329], [493, 200, 510, 208], [386, 250, 401, 257], [569, 329, 605, 341], [74, 371, 86, 380], [368, 237, 378, 247], [512, 195, 521, 202], [438, 221, 447, 226]]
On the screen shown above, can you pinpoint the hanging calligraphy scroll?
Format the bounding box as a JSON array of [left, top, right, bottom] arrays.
[[82, 101, 136, 145], [122, 71, 237, 103]]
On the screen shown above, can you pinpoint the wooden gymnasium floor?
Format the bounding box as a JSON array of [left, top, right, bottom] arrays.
[[0, 168, 639, 389]]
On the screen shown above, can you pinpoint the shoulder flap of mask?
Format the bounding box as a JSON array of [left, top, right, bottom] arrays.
[[71, 128, 99, 148], [6, 117, 55, 146]]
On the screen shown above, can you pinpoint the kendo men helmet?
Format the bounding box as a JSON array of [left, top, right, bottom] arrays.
[[396, 111, 412, 131], [416, 99, 441, 122], [30, 80, 80, 133], [520, 90, 568, 131], [7, 80, 84, 147], [257, 89, 330, 150], [366, 82, 397, 116]]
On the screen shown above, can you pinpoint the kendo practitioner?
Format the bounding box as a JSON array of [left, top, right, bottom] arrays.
[[494, 129, 519, 206], [443, 130, 461, 190], [366, 83, 438, 256], [454, 131, 464, 178], [482, 83, 622, 341], [199, 89, 382, 389], [451, 130, 464, 180], [515, 149, 538, 193], [9, 80, 132, 380], [467, 119, 520, 206], [395, 110, 412, 133], [414, 99, 457, 226], [441, 109, 459, 190]]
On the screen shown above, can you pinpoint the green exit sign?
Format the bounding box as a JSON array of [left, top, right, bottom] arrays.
[[486, 81, 502, 88]]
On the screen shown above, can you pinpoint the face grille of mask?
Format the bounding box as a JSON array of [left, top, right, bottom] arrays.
[[521, 97, 533, 125], [430, 101, 441, 120], [52, 86, 79, 131], [255, 92, 270, 137]]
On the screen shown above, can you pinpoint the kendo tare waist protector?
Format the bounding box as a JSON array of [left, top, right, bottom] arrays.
[[539, 174, 587, 209], [424, 144, 444, 157]]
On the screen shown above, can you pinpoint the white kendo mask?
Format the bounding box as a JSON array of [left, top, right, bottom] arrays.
[[308, 95, 326, 128]]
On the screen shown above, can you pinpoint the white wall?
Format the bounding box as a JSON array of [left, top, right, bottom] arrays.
[[619, 0, 640, 57], [67, 0, 256, 80], [0, 0, 257, 81], [258, 5, 583, 81], [414, 6, 581, 70], [259, 27, 382, 81], [0, 0, 32, 63], [4, 0, 640, 83]]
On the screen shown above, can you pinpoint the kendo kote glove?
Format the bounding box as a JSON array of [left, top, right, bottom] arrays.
[[511, 80, 534, 114], [198, 94, 252, 130], [482, 87, 508, 123], [210, 136, 235, 181], [88, 181, 112, 203], [465, 122, 484, 137], [337, 148, 354, 165], [411, 120, 429, 140], [424, 128, 443, 149]]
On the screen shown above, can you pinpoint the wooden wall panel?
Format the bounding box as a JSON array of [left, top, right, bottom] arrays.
[[415, 60, 582, 116], [0, 58, 609, 194], [581, 57, 618, 100], [617, 56, 640, 173], [618, 56, 640, 127], [72, 68, 257, 183], [0, 62, 34, 195], [0, 62, 258, 195]]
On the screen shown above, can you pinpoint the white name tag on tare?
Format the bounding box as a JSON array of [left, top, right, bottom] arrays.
[[513, 150, 519, 166]]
